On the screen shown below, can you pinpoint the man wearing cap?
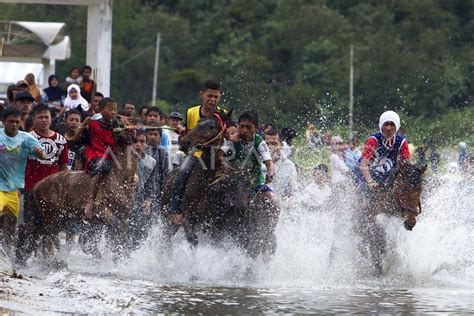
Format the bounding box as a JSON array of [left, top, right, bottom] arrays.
[[16, 80, 29, 93], [359, 110, 411, 189], [168, 112, 184, 167], [13, 91, 35, 131]]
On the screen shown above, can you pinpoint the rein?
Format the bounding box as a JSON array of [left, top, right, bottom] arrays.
[[198, 113, 227, 147]]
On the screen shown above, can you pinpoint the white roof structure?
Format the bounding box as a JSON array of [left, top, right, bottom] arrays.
[[0, 21, 71, 94], [0, 21, 71, 61], [0, 0, 112, 96]]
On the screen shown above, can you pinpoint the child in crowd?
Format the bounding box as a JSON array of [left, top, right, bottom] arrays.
[[329, 135, 350, 185], [80, 65, 96, 102], [225, 121, 239, 142], [63, 84, 90, 121], [168, 112, 185, 168], [223, 111, 276, 202], [65, 67, 83, 86], [301, 164, 331, 211], [63, 109, 84, 170], [127, 131, 157, 251], [144, 128, 171, 214], [73, 98, 118, 218], [145, 107, 171, 152]]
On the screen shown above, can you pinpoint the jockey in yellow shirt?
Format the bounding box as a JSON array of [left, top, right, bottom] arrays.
[[169, 80, 224, 224]]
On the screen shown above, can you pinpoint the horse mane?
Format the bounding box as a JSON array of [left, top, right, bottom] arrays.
[[384, 162, 425, 188], [211, 108, 233, 126], [397, 163, 426, 187]]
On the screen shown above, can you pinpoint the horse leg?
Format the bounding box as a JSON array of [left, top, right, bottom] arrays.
[[79, 219, 102, 258], [355, 200, 386, 275], [183, 218, 198, 248], [15, 223, 40, 266], [261, 201, 280, 262], [105, 214, 129, 258], [368, 220, 386, 276]]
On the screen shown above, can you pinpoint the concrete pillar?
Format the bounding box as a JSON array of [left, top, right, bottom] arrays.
[[42, 58, 55, 86], [0, 0, 113, 95], [86, 0, 112, 96]]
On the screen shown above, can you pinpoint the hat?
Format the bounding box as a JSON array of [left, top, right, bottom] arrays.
[[16, 80, 29, 88], [14, 91, 34, 102], [169, 112, 183, 120], [379, 110, 400, 132]]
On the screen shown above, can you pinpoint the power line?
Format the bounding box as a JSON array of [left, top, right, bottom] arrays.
[[111, 41, 156, 71]]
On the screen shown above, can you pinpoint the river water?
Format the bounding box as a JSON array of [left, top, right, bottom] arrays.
[[1, 171, 473, 314]]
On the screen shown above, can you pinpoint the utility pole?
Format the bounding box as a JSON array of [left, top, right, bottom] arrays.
[[349, 44, 354, 140], [152, 33, 161, 106]]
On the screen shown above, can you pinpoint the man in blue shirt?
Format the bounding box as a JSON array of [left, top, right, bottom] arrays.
[[344, 136, 362, 173], [0, 108, 45, 257]]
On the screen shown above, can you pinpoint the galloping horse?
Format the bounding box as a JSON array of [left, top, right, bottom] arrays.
[[161, 110, 280, 259], [355, 162, 427, 274], [16, 116, 138, 265]]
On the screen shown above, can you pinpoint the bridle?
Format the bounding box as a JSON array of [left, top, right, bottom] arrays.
[[394, 179, 422, 216], [197, 113, 227, 148]]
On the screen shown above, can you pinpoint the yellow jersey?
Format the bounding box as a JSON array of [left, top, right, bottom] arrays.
[[184, 105, 224, 157]]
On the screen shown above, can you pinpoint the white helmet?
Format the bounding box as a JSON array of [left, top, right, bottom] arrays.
[[379, 110, 400, 132]]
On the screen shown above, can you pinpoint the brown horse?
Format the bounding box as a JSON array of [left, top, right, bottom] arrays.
[[16, 116, 138, 265], [355, 162, 427, 274], [161, 110, 280, 259]]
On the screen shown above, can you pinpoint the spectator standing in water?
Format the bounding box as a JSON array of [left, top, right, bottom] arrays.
[[264, 128, 297, 200], [127, 131, 157, 251], [459, 142, 467, 169], [23, 104, 68, 224], [168, 112, 184, 168], [0, 108, 45, 257]]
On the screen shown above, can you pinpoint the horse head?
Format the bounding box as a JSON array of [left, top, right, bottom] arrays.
[[181, 108, 233, 149], [392, 162, 427, 217], [112, 115, 135, 147]]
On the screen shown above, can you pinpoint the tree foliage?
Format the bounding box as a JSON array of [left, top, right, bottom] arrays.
[[1, 0, 472, 142]]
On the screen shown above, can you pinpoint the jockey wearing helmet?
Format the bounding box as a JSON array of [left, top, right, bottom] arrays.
[[358, 110, 412, 189]]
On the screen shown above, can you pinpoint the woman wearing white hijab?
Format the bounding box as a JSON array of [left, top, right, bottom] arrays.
[[64, 84, 89, 112]]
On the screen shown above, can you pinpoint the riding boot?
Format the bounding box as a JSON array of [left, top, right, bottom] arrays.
[[170, 155, 198, 214]]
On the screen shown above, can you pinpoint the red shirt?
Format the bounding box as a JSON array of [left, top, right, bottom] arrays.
[[85, 119, 117, 162], [25, 130, 68, 192], [361, 136, 411, 161]]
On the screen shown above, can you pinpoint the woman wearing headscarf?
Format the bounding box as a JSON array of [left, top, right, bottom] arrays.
[[42, 74, 64, 109], [24, 73, 41, 103], [61, 84, 90, 121]]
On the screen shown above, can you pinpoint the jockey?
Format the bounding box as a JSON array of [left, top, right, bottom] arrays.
[[169, 80, 224, 224], [73, 97, 118, 218], [358, 110, 411, 190], [223, 111, 277, 201]]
